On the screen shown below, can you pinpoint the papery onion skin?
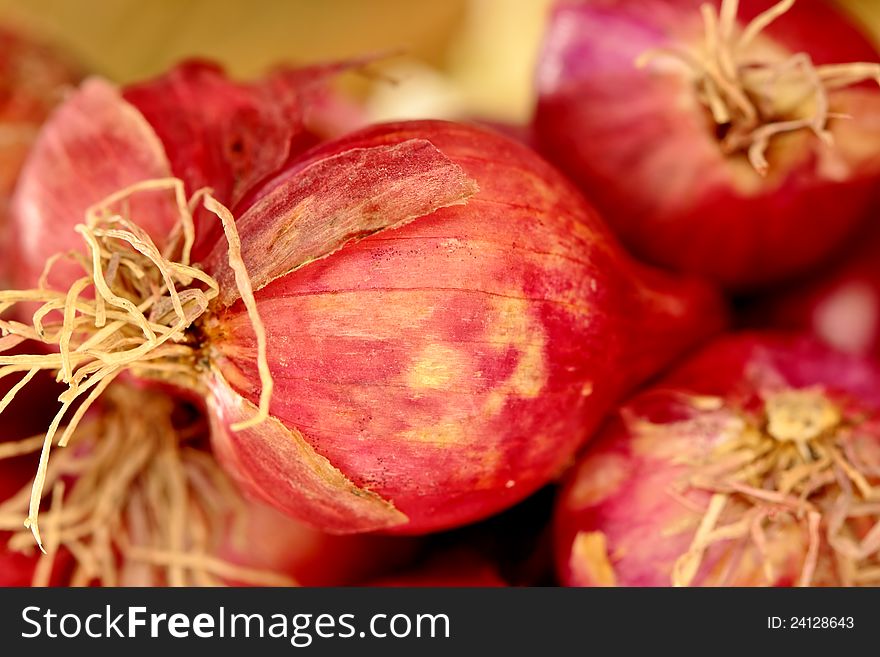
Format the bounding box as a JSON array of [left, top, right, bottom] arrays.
[[533, 0, 880, 289], [554, 333, 880, 587], [10, 61, 348, 291], [10, 77, 180, 292], [122, 60, 359, 262], [0, 26, 81, 266], [205, 120, 728, 535]]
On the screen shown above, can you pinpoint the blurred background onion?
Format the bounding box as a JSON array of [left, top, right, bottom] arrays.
[[0, 0, 876, 124]]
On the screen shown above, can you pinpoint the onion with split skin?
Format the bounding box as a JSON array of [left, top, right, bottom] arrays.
[[0, 61, 726, 571], [201, 120, 728, 534], [534, 0, 880, 288], [555, 333, 880, 587]]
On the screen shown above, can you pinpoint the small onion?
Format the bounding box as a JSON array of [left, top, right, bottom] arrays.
[[202, 120, 727, 534], [555, 332, 880, 586], [534, 0, 880, 288]]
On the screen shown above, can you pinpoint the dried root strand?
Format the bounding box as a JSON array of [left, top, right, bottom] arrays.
[[672, 493, 729, 587], [671, 388, 880, 586], [637, 0, 880, 175], [0, 177, 273, 550], [202, 196, 272, 430], [0, 385, 294, 587]]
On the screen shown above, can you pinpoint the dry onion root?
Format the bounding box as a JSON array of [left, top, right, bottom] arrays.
[[0, 384, 295, 586], [555, 334, 880, 587], [0, 178, 275, 582], [672, 387, 880, 587]]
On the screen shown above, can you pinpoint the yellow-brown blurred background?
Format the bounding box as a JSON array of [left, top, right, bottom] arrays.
[[0, 0, 878, 124]]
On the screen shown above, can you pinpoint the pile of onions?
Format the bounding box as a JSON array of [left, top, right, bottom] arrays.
[[533, 0, 880, 288], [0, 56, 728, 576], [0, 25, 81, 256], [555, 333, 880, 586]]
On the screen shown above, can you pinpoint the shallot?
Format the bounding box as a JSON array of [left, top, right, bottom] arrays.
[[534, 0, 880, 288]]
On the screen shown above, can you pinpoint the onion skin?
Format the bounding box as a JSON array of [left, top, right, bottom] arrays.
[[11, 62, 347, 290], [554, 333, 880, 587], [10, 77, 179, 291], [534, 0, 880, 288], [205, 120, 727, 535], [8, 70, 726, 536], [0, 26, 81, 272], [122, 60, 353, 262]]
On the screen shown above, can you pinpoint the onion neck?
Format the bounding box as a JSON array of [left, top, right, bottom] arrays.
[[637, 0, 880, 176], [673, 387, 880, 587]]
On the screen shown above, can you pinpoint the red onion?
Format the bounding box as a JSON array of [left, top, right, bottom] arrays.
[[202, 120, 727, 534], [555, 332, 880, 586], [746, 219, 880, 357], [534, 0, 880, 288], [0, 26, 81, 265], [2, 69, 726, 549]]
